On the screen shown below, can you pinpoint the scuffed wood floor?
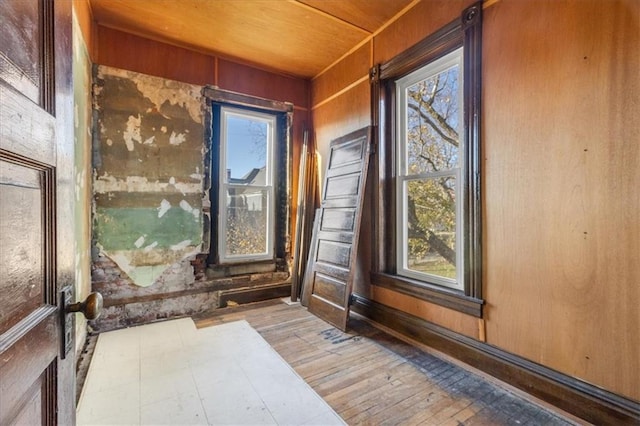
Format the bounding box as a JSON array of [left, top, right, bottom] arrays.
[[195, 300, 578, 426]]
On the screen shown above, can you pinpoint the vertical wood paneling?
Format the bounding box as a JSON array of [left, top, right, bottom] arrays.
[[218, 59, 309, 108], [313, 80, 370, 168], [371, 286, 479, 339], [96, 26, 215, 85], [291, 109, 311, 245], [373, 0, 475, 65], [312, 42, 371, 107], [483, 0, 640, 401]]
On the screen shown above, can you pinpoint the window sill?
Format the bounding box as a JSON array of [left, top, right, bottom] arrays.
[[370, 272, 484, 318]]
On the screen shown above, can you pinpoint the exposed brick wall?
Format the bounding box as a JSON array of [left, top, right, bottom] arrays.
[[91, 254, 217, 331], [91, 253, 290, 332]]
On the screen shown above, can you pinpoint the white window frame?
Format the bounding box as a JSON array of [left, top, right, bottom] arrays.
[[218, 106, 276, 263], [395, 48, 464, 291]]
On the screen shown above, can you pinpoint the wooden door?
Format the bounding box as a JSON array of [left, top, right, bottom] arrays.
[[307, 127, 371, 331], [1, 0, 76, 424]]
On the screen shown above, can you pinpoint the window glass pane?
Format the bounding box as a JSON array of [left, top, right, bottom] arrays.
[[224, 187, 269, 257], [226, 115, 268, 181], [406, 65, 460, 175], [405, 177, 456, 280]]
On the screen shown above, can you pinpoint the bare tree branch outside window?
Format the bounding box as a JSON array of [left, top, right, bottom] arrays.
[[404, 65, 460, 279]]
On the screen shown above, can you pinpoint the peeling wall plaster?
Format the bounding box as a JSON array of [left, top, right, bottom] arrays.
[[93, 65, 205, 287], [72, 10, 93, 353]]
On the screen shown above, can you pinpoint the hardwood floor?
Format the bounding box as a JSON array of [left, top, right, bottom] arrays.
[[195, 300, 579, 425]]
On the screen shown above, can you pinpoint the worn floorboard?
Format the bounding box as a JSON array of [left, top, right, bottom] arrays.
[[195, 300, 580, 426]]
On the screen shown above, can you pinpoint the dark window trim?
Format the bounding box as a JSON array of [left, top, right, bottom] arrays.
[[371, 272, 482, 317], [202, 86, 294, 272], [370, 2, 483, 317]]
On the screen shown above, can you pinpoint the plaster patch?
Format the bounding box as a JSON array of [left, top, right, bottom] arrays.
[[123, 114, 142, 151], [158, 199, 171, 218], [161, 126, 167, 133], [174, 181, 199, 195], [106, 138, 113, 146], [171, 240, 192, 251], [178, 201, 200, 220], [93, 85, 103, 107], [96, 66, 203, 124], [179, 200, 193, 212], [169, 177, 176, 185], [94, 175, 201, 194], [144, 241, 159, 252], [169, 131, 186, 146], [134, 236, 146, 248], [97, 172, 117, 185], [110, 253, 132, 273], [99, 244, 202, 287], [127, 266, 157, 287], [75, 169, 86, 202]]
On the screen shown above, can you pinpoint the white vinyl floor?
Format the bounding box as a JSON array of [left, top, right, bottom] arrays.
[[76, 318, 345, 425]]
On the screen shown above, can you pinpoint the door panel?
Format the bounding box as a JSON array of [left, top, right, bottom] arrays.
[[307, 127, 371, 331], [0, 160, 48, 334], [0, 0, 43, 104], [0, 0, 75, 424]]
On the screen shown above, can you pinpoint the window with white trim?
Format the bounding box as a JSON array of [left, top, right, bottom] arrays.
[[218, 107, 275, 262], [396, 49, 463, 290]]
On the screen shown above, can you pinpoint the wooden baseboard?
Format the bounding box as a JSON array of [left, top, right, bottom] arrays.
[[350, 294, 640, 425], [218, 282, 291, 307]]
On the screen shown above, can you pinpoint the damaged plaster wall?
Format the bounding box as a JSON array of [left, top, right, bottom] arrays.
[[72, 10, 92, 353], [93, 65, 204, 287]]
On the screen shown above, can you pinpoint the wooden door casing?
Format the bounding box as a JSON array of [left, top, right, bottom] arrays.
[[307, 127, 372, 331], [0, 0, 75, 424]]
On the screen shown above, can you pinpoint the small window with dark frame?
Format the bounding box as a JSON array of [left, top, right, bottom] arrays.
[[203, 87, 293, 272], [371, 2, 483, 316], [218, 106, 276, 263]]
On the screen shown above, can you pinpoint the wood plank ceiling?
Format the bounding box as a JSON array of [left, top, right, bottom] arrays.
[[88, 0, 414, 78]]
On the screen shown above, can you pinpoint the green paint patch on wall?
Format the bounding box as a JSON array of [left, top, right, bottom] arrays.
[[95, 206, 202, 252]]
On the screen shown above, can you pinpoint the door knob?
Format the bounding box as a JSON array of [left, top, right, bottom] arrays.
[[66, 292, 103, 320]]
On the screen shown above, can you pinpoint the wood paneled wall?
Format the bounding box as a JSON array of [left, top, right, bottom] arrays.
[[373, 0, 475, 64], [96, 26, 215, 86], [482, 0, 639, 401], [312, 0, 640, 401], [94, 26, 310, 106]]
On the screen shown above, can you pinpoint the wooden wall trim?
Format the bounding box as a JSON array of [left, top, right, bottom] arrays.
[[483, 0, 501, 9], [312, 74, 369, 110], [371, 272, 483, 317], [314, 38, 372, 82], [102, 279, 291, 309], [218, 283, 291, 307], [291, 1, 372, 35], [312, 0, 421, 80], [202, 86, 294, 112], [350, 294, 640, 425]]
